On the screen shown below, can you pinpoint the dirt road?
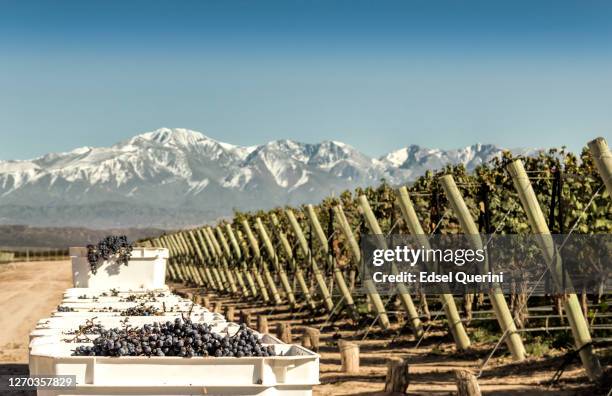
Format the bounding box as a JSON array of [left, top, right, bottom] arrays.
[[0, 260, 72, 363]]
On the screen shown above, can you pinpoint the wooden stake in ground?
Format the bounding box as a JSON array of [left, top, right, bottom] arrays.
[[255, 217, 297, 307], [276, 323, 292, 344], [358, 195, 423, 337], [224, 306, 235, 322], [285, 209, 334, 311], [305, 204, 356, 314], [269, 213, 316, 310], [242, 219, 282, 305], [226, 224, 259, 298], [257, 315, 269, 334], [455, 370, 481, 396], [396, 186, 471, 351], [440, 175, 526, 362], [338, 340, 360, 373], [240, 310, 252, 328], [384, 358, 410, 394], [587, 137, 612, 195], [333, 204, 391, 329], [235, 229, 268, 302], [301, 327, 320, 352], [507, 159, 602, 380]]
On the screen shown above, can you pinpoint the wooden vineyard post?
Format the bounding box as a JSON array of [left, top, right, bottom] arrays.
[[165, 235, 187, 283], [226, 224, 259, 298], [255, 217, 297, 307], [507, 160, 602, 380], [358, 195, 423, 336], [199, 229, 227, 292], [384, 358, 410, 393], [192, 229, 219, 291], [285, 209, 335, 311], [333, 204, 391, 329], [301, 327, 320, 352], [455, 370, 481, 396], [178, 232, 203, 285], [225, 306, 236, 322], [195, 229, 222, 291], [588, 137, 612, 195], [258, 315, 269, 334], [270, 213, 316, 310], [234, 228, 262, 299], [240, 310, 253, 327], [169, 234, 191, 283], [338, 340, 360, 373], [242, 219, 282, 305], [305, 204, 356, 313], [396, 186, 471, 351], [182, 231, 205, 286], [216, 226, 250, 297], [276, 323, 293, 343], [203, 227, 230, 288], [188, 230, 212, 288], [169, 233, 191, 283], [236, 228, 270, 303], [186, 231, 208, 287], [440, 175, 526, 361], [207, 227, 239, 294]]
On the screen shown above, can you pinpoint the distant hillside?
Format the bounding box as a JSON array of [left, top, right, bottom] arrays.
[[0, 225, 167, 249]]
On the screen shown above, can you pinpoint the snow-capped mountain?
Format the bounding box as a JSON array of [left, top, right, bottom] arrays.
[[0, 128, 534, 228]]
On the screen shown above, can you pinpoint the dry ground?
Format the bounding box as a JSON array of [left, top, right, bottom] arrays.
[[0, 260, 608, 395], [0, 260, 72, 364], [174, 285, 610, 396]]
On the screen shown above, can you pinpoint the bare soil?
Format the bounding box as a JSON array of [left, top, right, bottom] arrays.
[[0, 260, 72, 364], [174, 285, 611, 396]]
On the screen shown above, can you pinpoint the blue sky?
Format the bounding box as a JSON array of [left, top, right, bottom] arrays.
[[1, 0, 611, 159]]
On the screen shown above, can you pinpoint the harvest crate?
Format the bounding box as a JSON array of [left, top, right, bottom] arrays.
[[70, 247, 169, 289]]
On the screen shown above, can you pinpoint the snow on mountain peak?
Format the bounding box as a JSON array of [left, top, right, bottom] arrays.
[[0, 128, 537, 228], [129, 128, 219, 147]]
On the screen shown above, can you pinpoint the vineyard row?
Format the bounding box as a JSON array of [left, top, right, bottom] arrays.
[[140, 137, 612, 381]]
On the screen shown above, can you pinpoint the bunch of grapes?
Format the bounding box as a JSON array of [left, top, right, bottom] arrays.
[[120, 303, 161, 316], [72, 320, 276, 358], [57, 305, 76, 312], [86, 236, 134, 274]]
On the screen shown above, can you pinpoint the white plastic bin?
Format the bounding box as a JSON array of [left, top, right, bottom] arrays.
[[29, 337, 318, 388], [36, 384, 314, 396], [63, 287, 170, 298], [70, 247, 169, 289], [56, 301, 197, 311]]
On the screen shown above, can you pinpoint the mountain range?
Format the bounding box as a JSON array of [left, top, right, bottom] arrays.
[[0, 128, 537, 228]]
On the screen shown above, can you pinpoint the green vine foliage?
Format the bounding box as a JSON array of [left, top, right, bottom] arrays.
[[218, 147, 609, 275]]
